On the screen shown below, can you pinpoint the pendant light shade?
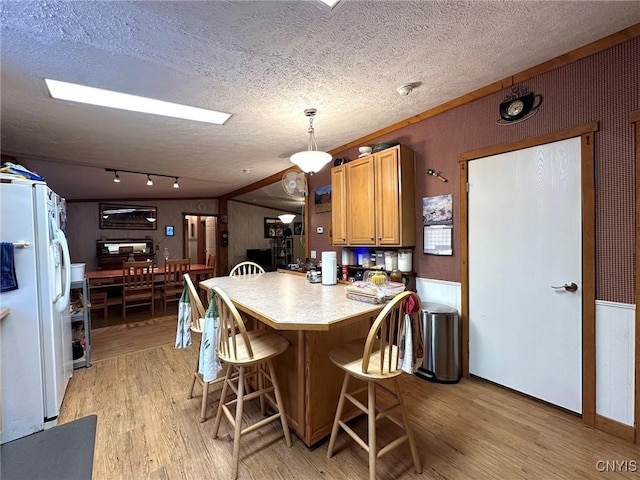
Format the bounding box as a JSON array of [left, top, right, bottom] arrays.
[[278, 214, 296, 224], [290, 108, 332, 174]]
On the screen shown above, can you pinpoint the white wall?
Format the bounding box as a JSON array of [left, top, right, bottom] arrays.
[[596, 301, 636, 426]]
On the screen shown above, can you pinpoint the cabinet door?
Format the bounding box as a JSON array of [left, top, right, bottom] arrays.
[[375, 147, 401, 245], [346, 157, 376, 245], [331, 166, 348, 245]]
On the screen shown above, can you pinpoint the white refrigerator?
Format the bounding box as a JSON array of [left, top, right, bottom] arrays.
[[0, 174, 73, 444]]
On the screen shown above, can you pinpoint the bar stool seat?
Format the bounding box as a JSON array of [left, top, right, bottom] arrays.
[[327, 291, 422, 480]]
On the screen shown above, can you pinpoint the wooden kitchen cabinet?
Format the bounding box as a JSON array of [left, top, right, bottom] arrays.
[[332, 145, 415, 247], [331, 165, 348, 245]]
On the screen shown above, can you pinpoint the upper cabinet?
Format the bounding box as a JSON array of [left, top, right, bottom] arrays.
[[331, 165, 348, 245], [331, 145, 416, 247]]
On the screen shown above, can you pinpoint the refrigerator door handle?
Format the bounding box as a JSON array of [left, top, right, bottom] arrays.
[[53, 229, 71, 312]]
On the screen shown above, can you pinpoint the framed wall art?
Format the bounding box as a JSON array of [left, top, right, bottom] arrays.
[[99, 203, 157, 230]]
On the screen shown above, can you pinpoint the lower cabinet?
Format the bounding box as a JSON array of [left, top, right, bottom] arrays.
[[70, 279, 91, 369]]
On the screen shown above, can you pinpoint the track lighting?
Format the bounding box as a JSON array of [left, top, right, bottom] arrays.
[[105, 168, 180, 188]]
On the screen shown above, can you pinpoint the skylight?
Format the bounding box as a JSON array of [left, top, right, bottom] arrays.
[[318, 0, 340, 8], [44, 79, 232, 125]]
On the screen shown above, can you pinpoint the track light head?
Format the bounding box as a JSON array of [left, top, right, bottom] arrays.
[[146, 174, 153, 186], [113, 171, 121, 183], [173, 177, 179, 189]]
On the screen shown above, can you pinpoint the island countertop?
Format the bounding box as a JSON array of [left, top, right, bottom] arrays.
[[199, 271, 384, 331]]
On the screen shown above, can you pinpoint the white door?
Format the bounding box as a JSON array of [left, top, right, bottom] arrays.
[[468, 137, 582, 413]]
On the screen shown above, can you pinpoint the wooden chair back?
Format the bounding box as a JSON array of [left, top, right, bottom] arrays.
[[183, 273, 206, 331], [362, 291, 415, 375], [164, 258, 191, 288], [207, 254, 216, 267], [122, 261, 155, 294], [229, 261, 265, 276], [212, 286, 253, 360]]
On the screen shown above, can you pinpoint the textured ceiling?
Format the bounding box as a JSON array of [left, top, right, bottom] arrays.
[[1, 1, 639, 210]]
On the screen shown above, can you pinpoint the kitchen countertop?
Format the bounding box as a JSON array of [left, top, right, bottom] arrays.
[[200, 270, 383, 331]]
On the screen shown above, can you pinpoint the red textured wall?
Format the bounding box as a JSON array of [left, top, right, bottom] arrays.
[[308, 36, 639, 305]]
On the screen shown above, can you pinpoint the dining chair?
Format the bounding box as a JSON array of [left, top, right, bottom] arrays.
[[184, 273, 224, 422], [89, 290, 108, 319], [211, 286, 292, 480], [229, 260, 265, 276], [122, 261, 155, 321], [207, 253, 216, 270], [326, 290, 422, 480], [162, 258, 191, 312]]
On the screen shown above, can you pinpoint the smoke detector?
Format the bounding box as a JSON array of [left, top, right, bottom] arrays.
[[397, 83, 416, 96]]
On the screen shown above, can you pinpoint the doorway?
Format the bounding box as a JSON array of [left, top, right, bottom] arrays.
[[183, 214, 218, 270], [468, 137, 582, 412], [459, 123, 597, 425]]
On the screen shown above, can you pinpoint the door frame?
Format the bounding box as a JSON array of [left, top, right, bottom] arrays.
[[182, 213, 219, 267], [458, 122, 598, 427]]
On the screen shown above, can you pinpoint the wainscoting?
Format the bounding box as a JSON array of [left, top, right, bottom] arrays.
[[595, 300, 636, 426]]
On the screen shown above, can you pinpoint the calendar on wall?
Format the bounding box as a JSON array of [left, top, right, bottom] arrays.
[[422, 194, 453, 255]]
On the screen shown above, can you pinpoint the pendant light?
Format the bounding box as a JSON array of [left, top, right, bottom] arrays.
[[290, 108, 332, 174], [278, 214, 296, 224]]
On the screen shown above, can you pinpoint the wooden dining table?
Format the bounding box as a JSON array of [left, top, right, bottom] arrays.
[[85, 263, 216, 308], [200, 270, 385, 447], [86, 263, 216, 287]]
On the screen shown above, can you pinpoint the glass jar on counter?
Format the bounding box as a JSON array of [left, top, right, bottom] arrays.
[[398, 249, 413, 272], [384, 251, 398, 271], [390, 269, 403, 283]]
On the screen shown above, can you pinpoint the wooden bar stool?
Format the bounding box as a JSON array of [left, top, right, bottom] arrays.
[[183, 273, 224, 422], [327, 291, 422, 480], [229, 261, 265, 276], [211, 286, 292, 480]]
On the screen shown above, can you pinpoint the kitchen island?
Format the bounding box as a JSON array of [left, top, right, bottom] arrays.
[[200, 271, 384, 446]]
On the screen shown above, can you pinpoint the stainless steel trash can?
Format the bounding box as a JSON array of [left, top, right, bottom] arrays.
[[417, 302, 460, 383]]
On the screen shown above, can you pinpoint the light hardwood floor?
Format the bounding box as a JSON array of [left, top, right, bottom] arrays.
[[62, 316, 639, 479]]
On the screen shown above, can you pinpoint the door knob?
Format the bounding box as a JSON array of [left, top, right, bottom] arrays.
[[551, 282, 578, 292]]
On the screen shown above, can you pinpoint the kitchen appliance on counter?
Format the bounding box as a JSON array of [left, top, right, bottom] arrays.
[[0, 174, 73, 444]]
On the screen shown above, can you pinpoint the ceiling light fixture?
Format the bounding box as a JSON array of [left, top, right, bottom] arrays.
[[278, 214, 296, 224], [318, 0, 341, 8], [397, 83, 415, 96], [45, 78, 233, 125], [105, 168, 180, 188], [290, 108, 332, 174]]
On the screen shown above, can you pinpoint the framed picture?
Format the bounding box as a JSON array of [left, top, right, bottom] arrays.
[[314, 185, 332, 213], [165, 225, 175, 236], [99, 203, 157, 230], [294, 222, 303, 235], [264, 217, 286, 238], [220, 214, 228, 224]]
